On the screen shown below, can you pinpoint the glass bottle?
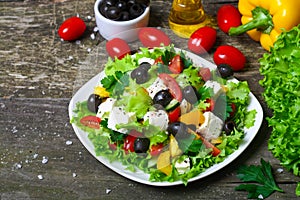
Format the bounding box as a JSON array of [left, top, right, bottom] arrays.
[[168, 0, 216, 38]]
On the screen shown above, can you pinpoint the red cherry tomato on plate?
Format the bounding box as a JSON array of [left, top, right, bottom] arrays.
[[213, 45, 246, 71], [58, 16, 86, 41], [150, 143, 164, 156], [217, 5, 241, 34], [138, 27, 171, 48], [106, 38, 131, 59], [168, 106, 181, 123], [188, 26, 217, 54], [158, 73, 182, 102], [80, 115, 101, 129], [123, 135, 136, 153], [198, 67, 211, 81], [168, 55, 184, 74]]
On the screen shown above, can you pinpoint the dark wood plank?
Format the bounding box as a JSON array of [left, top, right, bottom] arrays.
[[0, 0, 299, 199]]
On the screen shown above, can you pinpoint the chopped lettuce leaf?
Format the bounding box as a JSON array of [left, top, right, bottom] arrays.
[[259, 25, 300, 177]]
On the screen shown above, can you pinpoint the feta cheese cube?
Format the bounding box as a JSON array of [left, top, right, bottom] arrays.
[[197, 111, 224, 141], [143, 110, 169, 131], [204, 80, 224, 98], [107, 107, 135, 134], [138, 57, 155, 65], [96, 98, 116, 119], [146, 77, 168, 99], [175, 157, 191, 174]]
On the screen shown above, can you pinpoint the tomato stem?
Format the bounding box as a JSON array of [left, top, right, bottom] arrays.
[[229, 7, 273, 36]]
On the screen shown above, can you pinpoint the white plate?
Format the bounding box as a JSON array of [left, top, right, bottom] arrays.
[[68, 49, 263, 186]]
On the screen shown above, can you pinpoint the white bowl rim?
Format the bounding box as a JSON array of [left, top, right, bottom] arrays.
[[94, 0, 150, 26]]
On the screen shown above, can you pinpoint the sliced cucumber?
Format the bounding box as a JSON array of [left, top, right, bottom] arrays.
[[165, 99, 180, 111]]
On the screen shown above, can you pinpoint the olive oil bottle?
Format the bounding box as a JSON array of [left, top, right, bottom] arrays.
[[169, 0, 216, 38]]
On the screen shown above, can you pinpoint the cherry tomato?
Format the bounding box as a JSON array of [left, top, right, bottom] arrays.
[[106, 38, 131, 59], [213, 45, 246, 71], [154, 56, 164, 65], [138, 27, 171, 48], [158, 73, 182, 102], [188, 27, 217, 54], [58, 16, 86, 41], [198, 67, 211, 81], [199, 136, 221, 157], [123, 135, 136, 153], [150, 143, 164, 156], [168, 55, 183, 74], [229, 103, 236, 118], [217, 5, 241, 34], [168, 106, 181, 123], [80, 116, 101, 129], [205, 98, 215, 112], [108, 141, 117, 150]]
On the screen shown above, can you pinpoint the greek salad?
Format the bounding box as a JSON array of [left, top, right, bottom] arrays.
[[71, 45, 257, 185]]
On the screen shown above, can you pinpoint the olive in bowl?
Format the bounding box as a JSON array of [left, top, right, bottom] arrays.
[[94, 0, 150, 42]]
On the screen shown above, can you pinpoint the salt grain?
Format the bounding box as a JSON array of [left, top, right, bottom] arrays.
[[72, 173, 77, 177], [87, 15, 92, 20], [277, 168, 284, 173], [68, 56, 73, 60], [42, 156, 48, 164], [15, 163, 22, 169], [66, 140, 73, 145], [75, 40, 81, 45], [37, 175, 44, 180], [90, 33, 95, 40], [87, 48, 91, 53], [93, 27, 99, 32], [106, 189, 111, 194], [33, 153, 38, 159]]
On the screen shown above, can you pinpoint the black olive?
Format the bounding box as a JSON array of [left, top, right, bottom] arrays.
[[106, 6, 121, 20], [99, 3, 110, 16], [129, 3, 144, 18], [153, 90, 173, 107], [130, 67, 149, 84], [223, 120, 236, 135], [183, 85, 199, 104], [119, 11, 130, 21], [87, 94, 103, 113], [134, 137, 150, 153], [116, 1, 127, 11], [167, 122, 189, 138], [105, 0, 117, 6], [139, 62, 151, 71], [217, 64, 234, 78]]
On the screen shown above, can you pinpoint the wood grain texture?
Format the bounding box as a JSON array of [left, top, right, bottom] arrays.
[[0, 0, 299, 199]]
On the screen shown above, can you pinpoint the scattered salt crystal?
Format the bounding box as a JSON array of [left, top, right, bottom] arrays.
[[15, 163, 22, 169], [87, 48, 91, 53], [258, 194, 264, 199], [93, 27, 99, 32], [41, 90, 46, 95], [106, 189, 111, 194], [33, 153, 38, 159], [76, 13, 80, 17], [87, 15, 92, 20], [277, 168, 284, 173], [68, 56, 73, 60], [37, 175, 44, 180], [78, 152, 82, 155], [72, 173, 77, 177], [66, 140, 73, 145], [60, 38, 64, 42], [75, 40, 81, 45], [90, 33, 95, 40], [42, 156, 48, 164], [11, 126, 18, 134]]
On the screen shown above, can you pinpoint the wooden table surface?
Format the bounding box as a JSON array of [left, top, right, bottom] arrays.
[[0, 0, 299, 199]]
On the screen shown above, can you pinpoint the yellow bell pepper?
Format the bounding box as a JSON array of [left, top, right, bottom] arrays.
[[229, 0, 300, 51]]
